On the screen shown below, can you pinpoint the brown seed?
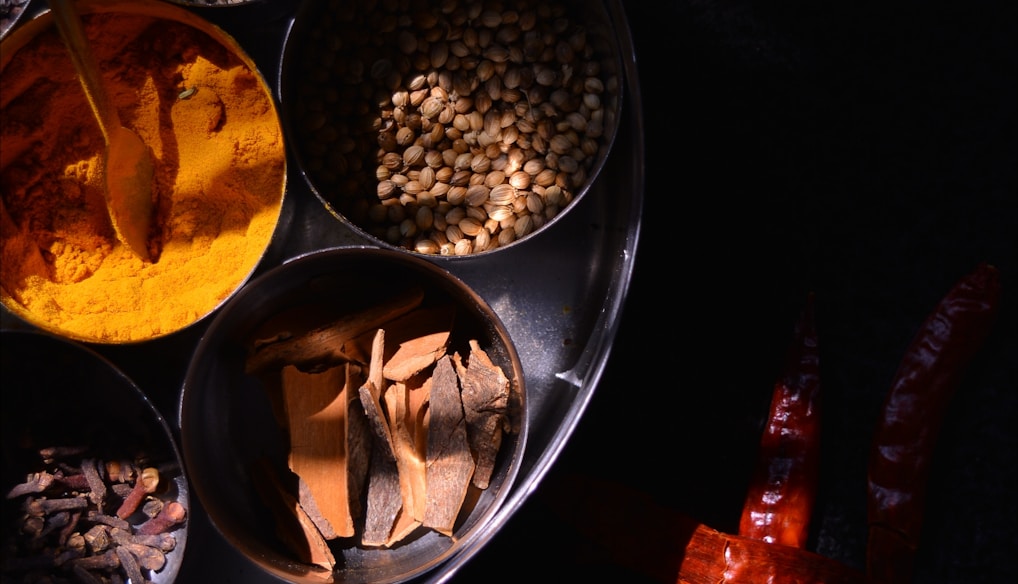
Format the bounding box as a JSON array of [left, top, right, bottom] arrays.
[[474, 227, 491, 250], [484, 170, 507, 188], [377, 180, 397, 200], [416, 206, 435, 230], [431, 181, 451, 197], [465, 184, 490, 207], [488, 184, 516, 206], [445, 205, 466, 225], [415, 238, 441, 254], [508, 171, 531, 190], [430, 42, 450, 69], [418, 166, 437, 190], [447, 186, 468, 205], [403, 145, 426, 167], [534, 168, 557, 187], [514, 214, 534, 238], [497, 228, 516, 246], [454, 238, 473, 256], [526, 191, 545, 214], [469, 154, 491, 173], [445, 224, 465, 243], [487, 204, 514, 223], [458, 217, 484, 237]]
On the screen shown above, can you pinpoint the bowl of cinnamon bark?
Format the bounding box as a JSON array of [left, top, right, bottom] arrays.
[[1, 330, 189, 584], [179, 247, 527, 583]]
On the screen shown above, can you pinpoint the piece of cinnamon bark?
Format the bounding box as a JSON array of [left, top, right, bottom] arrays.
[[359, 329, 403, 546], [250, 458, 336, 576], [245, 285, 424, 374], [380, 304, 456, 382], [385, 381, 427, 531], [454, 341, 510, 489], [423, 355, 475, 536], [280, 363, 356, 539]]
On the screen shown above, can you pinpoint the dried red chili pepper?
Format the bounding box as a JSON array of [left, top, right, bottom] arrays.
[[867, 262, 1001, 584], [738, 293, 822, 549], [540, 472, 869, 584]]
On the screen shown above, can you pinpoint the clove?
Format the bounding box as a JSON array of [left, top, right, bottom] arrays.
[[114, 546, 145, 584], [136, 500, 186, 535], [6, 471, 55, 499], [116, 467, 159, 519], [57, 510, 83, 546], [109, 527, 176, 552], [24, 495, 89, 517], [142, 498, 164, 518], [39, 446, 89, 464], [86, 510, 131, 532], [83, 524, 112, 553], [38, 510, 72, 540], [81, 458, 107, 508], [68, 549, 120, 571], [104, 459, 138, 484], [53, 469, 90, 492], [118, 540, 167, 571]]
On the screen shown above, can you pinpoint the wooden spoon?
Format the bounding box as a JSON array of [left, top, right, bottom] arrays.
[[50, 0, 154, 261]]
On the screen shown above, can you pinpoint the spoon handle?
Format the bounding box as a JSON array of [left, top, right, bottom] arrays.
[[49, 0, 120, 144]]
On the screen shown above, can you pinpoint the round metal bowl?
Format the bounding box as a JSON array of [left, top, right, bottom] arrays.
[[179, 246, 527, 584], [278, 0, 624, 259], [0, 0, 287, 344], [0, 0, 33, 40], [1, 330, 190, 584]]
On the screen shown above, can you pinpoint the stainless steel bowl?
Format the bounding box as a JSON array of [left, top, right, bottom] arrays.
[[0, 0, 33, 40], [1, 330, 190, 584], [0, 0, 287, 344], [278, 0, 624, 258], [179, 247, 527, 583]]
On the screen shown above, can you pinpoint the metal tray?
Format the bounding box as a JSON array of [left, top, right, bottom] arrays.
[[0, 0, 644, 581]]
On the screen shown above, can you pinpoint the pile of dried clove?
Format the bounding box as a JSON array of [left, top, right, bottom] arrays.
[[2, 446, 186, 584]]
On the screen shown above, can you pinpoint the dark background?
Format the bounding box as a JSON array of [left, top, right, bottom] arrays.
[[456, 0, 1017, 582]]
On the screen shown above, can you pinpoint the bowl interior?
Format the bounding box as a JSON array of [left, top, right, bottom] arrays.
[[278, 0, 623, 258], [1, 330, 189, 583], [180, 247, 527, 584]]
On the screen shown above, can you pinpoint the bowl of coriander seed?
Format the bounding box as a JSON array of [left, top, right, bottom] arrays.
[[280, 0, 623, 257]]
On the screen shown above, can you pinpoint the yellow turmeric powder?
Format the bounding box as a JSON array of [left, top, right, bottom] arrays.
[[0, 7, 286, 343]]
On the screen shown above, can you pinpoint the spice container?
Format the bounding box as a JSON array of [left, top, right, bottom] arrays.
[[179, 247, 527, 583], [0, 0, 32, 39], [1, 330, 190, 584], [279, 0, 623, 257], [0, 0, 287, 344]]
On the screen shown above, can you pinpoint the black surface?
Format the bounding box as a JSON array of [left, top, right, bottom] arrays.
[[454, 0, 1017, 582]]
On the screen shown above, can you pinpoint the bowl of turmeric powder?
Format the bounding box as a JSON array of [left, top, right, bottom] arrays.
[[0, 0, 287, 344], [179, 246, 527, 583], [279, 0, 623, 258]]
